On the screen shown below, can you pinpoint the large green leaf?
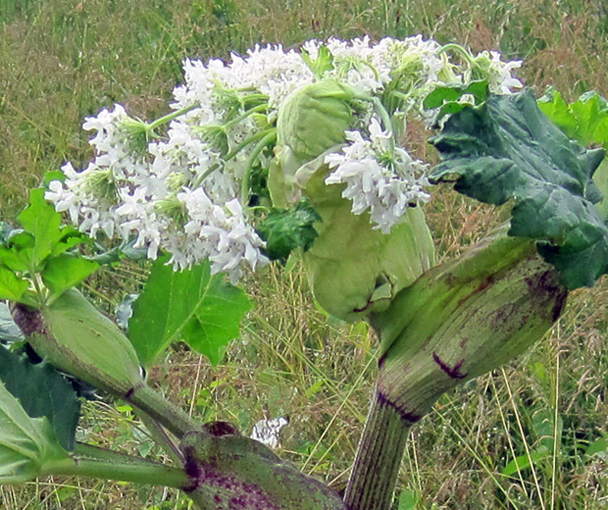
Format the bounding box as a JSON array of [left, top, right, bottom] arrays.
[[0, 380, 69, 484], [0, 345, 80, 450], [128, 257, 252, 367], [430, 89, 608, 289]]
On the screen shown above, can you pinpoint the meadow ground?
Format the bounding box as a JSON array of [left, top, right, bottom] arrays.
[[1, 0, 608, 508]]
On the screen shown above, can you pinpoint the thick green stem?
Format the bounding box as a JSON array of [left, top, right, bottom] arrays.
[[346, 230, 567, 510], [42, 451, 191, 489], [343, 389, 413, 510], [240, 130, 277, 207], [127, 384, 200, 439]]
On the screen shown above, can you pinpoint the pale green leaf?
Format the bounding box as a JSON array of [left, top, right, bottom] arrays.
[[17, 188, 64, 269], [41, 255, 99, 298]]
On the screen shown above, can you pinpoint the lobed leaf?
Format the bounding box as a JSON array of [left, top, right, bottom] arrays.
[[430, 89, 608, 289], [423, 80, 488, 123], [538, 89, 608, 147], [17, 189, 65, 269], [256, 200, 321, 262], [538, 89, 608, 221], [41, 255, 99, 298], [128, 257, 252, 367]]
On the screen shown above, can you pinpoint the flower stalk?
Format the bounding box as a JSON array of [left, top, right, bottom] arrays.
[[344, 227, 568, 509]]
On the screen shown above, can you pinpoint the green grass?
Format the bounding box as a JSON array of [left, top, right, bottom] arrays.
[[2, 0, 608, 508]]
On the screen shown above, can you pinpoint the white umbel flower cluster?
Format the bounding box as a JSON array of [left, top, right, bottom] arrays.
[[46, 36, 523, 279], [325, 119, 430, 233]]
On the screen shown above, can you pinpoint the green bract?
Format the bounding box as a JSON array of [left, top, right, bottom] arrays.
[[270, 79, 435, 321], [303, 197, 434, 322], [11, 289, 144, 398], [430, 89, 608, 289], [372, 228, 568, 421], [270, 79, 356, 207]]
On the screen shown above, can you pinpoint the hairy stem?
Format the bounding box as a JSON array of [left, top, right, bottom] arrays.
[[343, 388, 414, 510]]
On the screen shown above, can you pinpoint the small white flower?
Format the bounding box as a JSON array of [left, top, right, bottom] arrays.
[[177, 190, 268, 281], [325, 118, 430, 233], [468, 50, 523, 94]]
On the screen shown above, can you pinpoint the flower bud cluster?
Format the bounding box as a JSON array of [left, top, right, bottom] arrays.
[[46, 36, 522, 280]]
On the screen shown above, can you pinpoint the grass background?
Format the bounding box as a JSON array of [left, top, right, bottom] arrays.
[[1, 0, 608, 508]]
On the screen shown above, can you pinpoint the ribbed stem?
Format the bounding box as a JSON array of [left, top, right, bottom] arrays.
[[343, 389, 413, 510], [128, 384, 200, 439]]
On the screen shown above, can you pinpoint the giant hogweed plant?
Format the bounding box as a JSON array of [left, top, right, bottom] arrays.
[[0, 35, 607, 509]]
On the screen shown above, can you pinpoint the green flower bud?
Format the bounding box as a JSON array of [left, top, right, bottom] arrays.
[[120, 117, 152, 155], [270, 79, 355, 207], [11, 289, 144, 398], [302, 194, 435, 322], [371, 228, 568, 423], [270, 79, 435, 322]]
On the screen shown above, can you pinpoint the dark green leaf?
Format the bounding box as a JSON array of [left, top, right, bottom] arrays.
[[430, 89, 608, 289], [256, 200, 321, 262], [41, 255, 99, 297], [0, 345, 80, 450], [129, 257, 252, 367], [0, 381, 69, 484]]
